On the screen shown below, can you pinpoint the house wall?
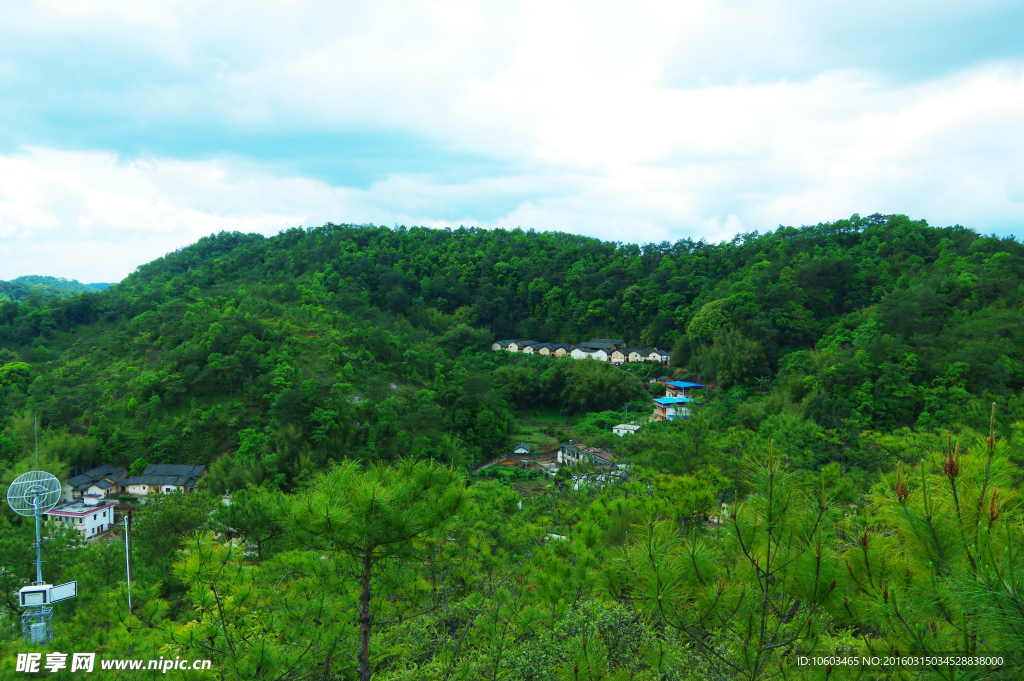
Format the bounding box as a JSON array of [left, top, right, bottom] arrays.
[[49, 506, 115, 538], [127, 484, 151, 496]]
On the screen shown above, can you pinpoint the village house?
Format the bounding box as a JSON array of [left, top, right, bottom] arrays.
[[625, 347, 650, 363], [647, 349, 671, 364], [493, 336, 669, 366], [120, 464, 207, 496], [665, 380, 706, 398], [578, 338, 625, 352], [45, 495, 116, 539], [558, 443, 616, 467], [62, 464, 127, 502], [513, 442, 532, 456], [612, 423, 641, 436], [653, 396, 692, 420], [508, 340, 539, 352]]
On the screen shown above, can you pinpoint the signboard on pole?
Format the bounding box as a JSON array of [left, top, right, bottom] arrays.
[[48, 581, 76, 604]]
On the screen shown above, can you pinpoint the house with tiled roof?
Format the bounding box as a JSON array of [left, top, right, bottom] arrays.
[[62, 464, 127, 502], [577, 338, 626, 352], [624, 347, 649, 363], [647, 349, 671, 364], [491, 339, 520, 351], [120, 464, 206, 496], [508, 340, 538, 352]]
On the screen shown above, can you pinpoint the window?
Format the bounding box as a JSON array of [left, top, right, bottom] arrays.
[[93, 514, 97, 520]]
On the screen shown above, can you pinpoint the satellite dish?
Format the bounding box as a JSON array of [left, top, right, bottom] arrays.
[[7, 471, 62, 516]]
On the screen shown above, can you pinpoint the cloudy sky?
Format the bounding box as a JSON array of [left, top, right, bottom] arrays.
[[2, 0, 1023, 282]]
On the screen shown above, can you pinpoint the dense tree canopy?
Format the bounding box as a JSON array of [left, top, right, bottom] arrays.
[[1, 214, 1024, 678]]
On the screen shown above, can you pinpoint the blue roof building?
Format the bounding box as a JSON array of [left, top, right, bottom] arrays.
[[666, 381, 706, 398], [653, 395, 693, 421]]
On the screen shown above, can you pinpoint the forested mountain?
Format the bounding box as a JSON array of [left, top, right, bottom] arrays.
[[0, 275, 111, 303], [1, 213, 1022, 476], [2, 214, 1023, 679]]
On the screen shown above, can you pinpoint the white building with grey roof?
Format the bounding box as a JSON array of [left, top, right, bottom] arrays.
[[119, 464, 207, 496]]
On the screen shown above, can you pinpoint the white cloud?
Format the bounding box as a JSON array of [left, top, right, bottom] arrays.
[[2, 1, 1024, 281]]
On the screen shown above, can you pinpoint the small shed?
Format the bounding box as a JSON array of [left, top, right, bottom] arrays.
[[613, 424, 641, 436]]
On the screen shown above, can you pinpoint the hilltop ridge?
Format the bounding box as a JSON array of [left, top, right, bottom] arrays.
[[0, 213, 1022, 487]]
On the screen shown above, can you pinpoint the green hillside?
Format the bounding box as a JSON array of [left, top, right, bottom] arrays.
[[0, 275, 111, 303], [2, 214, 1023, 679], [1, 213, 1022, 478]]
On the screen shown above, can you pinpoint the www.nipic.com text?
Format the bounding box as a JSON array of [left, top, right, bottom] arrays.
[[15, 653, 212, 673]]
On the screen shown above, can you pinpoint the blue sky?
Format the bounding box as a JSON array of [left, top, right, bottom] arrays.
[[1, 0, 1023, 281]]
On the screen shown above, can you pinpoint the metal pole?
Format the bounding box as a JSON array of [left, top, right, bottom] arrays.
[[34, 415, 38, 469], [125, 510, 132, 610], [33, 496, 43, 584]]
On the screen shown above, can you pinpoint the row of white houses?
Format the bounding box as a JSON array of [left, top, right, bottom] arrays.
[[492, 338, 670, 365]]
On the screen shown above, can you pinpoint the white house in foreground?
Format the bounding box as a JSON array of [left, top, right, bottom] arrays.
[[45, 496, 116, 539]]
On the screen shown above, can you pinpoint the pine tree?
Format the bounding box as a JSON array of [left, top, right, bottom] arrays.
[[286, 457, 465, 681]]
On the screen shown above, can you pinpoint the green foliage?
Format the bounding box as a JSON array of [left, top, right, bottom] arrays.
[[574, 410, 625, 435], [2, 217, 1024, 679], [211, 486, 286, 561], [286, 457, 466, 681], [2, 214, 1023, 483], [703, 329, 768, 388], [686, 298, 731, 344]]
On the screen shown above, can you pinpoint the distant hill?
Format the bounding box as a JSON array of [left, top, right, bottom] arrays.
[[0, 276, 113, 302], [0, 214, 1022, 479]]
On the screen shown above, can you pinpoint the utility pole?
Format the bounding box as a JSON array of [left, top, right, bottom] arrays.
[[125, 509, 133, 611]]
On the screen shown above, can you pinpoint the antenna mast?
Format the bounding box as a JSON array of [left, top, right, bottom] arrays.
[[7, 470, 64, 643]]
